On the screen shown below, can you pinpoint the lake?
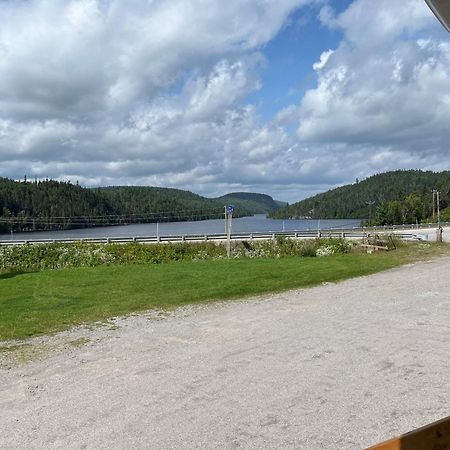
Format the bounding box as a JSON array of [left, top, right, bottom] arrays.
[[0, 215, 362, 241]]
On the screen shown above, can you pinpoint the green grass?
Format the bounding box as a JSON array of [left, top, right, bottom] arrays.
[[1, 244, 448, 341]]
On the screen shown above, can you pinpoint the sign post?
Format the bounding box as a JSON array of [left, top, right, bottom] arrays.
[[225, 205, 234, 257]]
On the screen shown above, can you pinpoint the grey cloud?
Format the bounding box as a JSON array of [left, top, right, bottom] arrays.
[[0, 0, 310, 122]]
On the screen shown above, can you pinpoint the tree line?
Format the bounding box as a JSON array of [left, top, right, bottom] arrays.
[[269, 170, 450, 225], [0, 178, 284, 234], [0, 179, 249, 233]]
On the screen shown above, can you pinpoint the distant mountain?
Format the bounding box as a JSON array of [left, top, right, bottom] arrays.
[[269, 170, 450, 224], [214, 192, 286, 214]]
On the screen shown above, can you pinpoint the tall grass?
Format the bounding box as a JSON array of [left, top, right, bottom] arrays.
[[0, 238, 352, 272]]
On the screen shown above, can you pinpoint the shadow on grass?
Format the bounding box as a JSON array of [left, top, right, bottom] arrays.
[[0, 271, 36, 280]]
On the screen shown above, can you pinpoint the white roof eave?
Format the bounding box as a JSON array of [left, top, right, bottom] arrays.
[[425, 0, 450, 33]]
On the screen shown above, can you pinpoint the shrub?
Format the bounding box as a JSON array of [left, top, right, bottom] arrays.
[[316, 238, 352, 257], [316, 245, 334, 257], [0, 237, 355, 272], [300, 240, 318, 257]]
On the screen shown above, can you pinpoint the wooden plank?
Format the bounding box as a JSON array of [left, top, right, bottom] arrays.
[[366, 415, 450, 450], [361, 244, 389, 251]]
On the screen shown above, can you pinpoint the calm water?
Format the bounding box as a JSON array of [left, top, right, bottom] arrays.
[[0, 215, 361, 241]]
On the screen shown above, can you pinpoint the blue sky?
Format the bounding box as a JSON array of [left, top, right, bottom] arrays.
[[0, 0, 449, 202], [249, 0, 351, 121]]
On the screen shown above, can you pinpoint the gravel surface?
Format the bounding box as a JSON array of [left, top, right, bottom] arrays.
[[1, 257, 450, 449]]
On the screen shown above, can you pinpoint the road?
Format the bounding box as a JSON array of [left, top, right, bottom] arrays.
[[397, 225, 450, 242], [1, 257, 450, 449]]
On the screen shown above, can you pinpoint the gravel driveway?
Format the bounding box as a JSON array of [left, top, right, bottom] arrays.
[[1, 257, 450, 449]]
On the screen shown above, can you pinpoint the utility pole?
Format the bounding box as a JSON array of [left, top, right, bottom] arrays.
[[366, 200, 375, 226], [437, 190, 441, 228], [435, 190, 443, 243], [432, 189, 437, 220]]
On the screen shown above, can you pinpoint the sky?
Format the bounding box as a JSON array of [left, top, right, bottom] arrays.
[[0, 0, 449, 203]]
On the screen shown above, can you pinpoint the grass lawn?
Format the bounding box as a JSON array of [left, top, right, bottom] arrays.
[[1, 244, 448, 341]]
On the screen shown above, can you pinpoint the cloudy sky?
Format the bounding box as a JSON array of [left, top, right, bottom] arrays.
[[0, 0, 449, 202]]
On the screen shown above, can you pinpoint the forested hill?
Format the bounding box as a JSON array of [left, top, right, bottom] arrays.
[[0, 178, 113, 233], [96, 188, 284, 217], [214, 192, 287, 214], [95, 186, 227, 221], [269, 170, 450, 224], [0, 178, 283, 233]]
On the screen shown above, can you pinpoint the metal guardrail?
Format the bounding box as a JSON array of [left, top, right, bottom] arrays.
[[0, 229, 424, 246], [356, 221, 450, 232]]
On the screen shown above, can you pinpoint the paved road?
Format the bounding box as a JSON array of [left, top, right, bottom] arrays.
[[397, 225, 450, 242], [1, 257, 450, 449]]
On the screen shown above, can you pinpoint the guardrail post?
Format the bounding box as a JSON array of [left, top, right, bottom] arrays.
[[204, 234, 208, 241], [182, 235, 185, 242]]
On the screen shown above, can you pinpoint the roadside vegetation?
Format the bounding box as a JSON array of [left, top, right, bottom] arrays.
[[0, 238, 353, 272], [1, 239, 449, 341]]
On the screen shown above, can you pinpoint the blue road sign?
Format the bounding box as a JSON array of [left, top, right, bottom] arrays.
[[226, 205, 234, 214]]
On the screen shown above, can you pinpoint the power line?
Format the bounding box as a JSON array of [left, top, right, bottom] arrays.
[[17, 207, 225, 220], [0, 206, 227, 222], [0, 211, 228, 226]]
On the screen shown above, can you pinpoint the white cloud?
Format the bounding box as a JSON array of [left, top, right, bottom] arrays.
[[318, 5, 338, 30], [0, 0, 317, 200], [298, 0, 450, 182], [274, 105, 300, 126], [0, 0, 311, 121], [336, 0, 433, 46], [1, 0, 450, 204], [312, 49, 334, 71]]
